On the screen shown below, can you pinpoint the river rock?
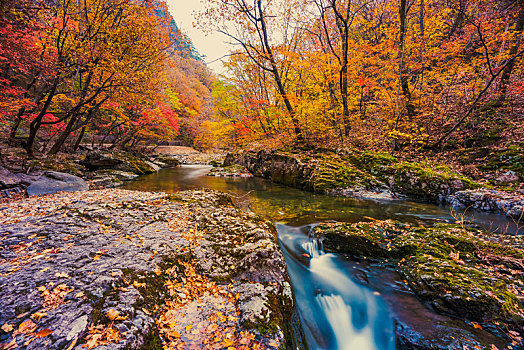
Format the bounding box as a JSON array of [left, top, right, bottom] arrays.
[[313, 221, 524, 347], [80, 152, 123, 171], [207, 164, 253, 177], [26, 171, 89, 196], [224, 149, 480, 202], [0, 165, 21, 189], [447, 189, 524, 218], [81, 152, 156, 175], [0, 189, 301, 349]]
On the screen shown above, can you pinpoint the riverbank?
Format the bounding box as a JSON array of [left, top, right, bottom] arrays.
[[0, 145, 228, 200], [223, 147, 524, 219], [0, 189, 300, 349], [313, 220, 524, 349]]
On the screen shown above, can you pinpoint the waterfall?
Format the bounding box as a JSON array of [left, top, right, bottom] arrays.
[[299, 235, 393, 350], [315, 293, 376, 350]]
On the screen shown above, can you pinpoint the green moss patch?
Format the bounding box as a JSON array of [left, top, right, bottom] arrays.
[[313, 221, 524, 334]]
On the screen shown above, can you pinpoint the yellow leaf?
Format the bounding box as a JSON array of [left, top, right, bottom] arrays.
[[106, 309, 120, 321], [18, 319, 36, 334], [1, 323, 13, 333]]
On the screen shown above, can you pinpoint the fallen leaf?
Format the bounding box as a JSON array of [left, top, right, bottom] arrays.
[[31, 312, 47, 321], [35, 328, 53, 338], [106, 309, 120, 321], [18, 319, 36, 334], [1, 323, 14, 333]]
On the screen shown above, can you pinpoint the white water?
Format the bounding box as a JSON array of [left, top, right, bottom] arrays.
[[301, 239, 391, 350], [316, 294, 376, 350]]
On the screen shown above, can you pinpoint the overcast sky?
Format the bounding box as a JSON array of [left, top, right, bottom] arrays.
[[164, 0, 230, 74]]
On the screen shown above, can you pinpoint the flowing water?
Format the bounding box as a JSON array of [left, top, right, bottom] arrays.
[[124, 165, 521, 349]]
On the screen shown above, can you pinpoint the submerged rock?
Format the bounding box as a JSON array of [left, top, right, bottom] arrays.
[[313, 221, 524, 348]]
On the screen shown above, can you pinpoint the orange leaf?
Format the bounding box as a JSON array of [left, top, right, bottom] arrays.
[[35, 328, 53, 338]]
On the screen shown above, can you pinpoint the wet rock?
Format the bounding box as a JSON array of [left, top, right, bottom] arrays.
[[447, 189, 524, 218], [207, 164, 253, 177], [329, 187, 404, 201], [313, 220, 524, 346], [225, 148, 480, 202], [27, 171, 88, 196], [150, 154, 181, 168]]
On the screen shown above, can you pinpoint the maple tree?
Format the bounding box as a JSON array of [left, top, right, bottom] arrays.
[[0, 0, 214, 155]]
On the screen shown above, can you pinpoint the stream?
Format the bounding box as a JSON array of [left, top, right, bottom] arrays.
[[124, 165, 521, 349]]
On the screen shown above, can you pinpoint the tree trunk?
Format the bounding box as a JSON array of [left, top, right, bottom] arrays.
[[498, 0, 524, 101], [73, 126, 86, 151], [8, 111, 23, 145], [48, 113, 79, 154], [257, 0, 304, 143], [25, 78, 59, 156]]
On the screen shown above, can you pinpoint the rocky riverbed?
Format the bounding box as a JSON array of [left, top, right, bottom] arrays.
[[313, 220, 524, 349], [0, 189, 300, 349]]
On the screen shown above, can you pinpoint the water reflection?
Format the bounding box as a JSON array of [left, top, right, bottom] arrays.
[[124, 165, 522, 234]]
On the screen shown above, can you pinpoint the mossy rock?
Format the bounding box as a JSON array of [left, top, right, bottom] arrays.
[[154, 155, 181, 168], [314, 220, 524, 334], [113, 152, 156, 175], [29, 154, 85, 177], [313, 222, 390, 259]]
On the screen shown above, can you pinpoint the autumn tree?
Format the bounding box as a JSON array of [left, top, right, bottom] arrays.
[[202, 0, 305, 143]]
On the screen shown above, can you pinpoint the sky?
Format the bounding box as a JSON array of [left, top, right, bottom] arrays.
[[164, 0, 230, 74]]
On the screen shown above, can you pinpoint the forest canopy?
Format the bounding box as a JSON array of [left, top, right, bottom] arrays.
[[0, 0, 213, 154], [199, 0, 523, 151]]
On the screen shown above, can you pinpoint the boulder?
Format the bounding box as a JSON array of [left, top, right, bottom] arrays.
[[314, 221, 524, 339], [152, 155, 181, 168], [80, 153, 122, 171], [0, 165, 22, 189], [27, 171, 89, 196]]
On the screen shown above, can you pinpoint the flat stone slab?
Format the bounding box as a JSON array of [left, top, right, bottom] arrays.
[[27, 171, 88, 196], [0, 189, 297, 349]]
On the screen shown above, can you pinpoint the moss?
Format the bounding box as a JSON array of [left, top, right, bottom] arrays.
[[314, 220, 524, 332], [114, 152, 155, 175], [85, 288, 121, 326], [29, 154, 85, 177], [155, 155, 181, 168], [122, 266, 171, 311], [141, 328, 163, 350]]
